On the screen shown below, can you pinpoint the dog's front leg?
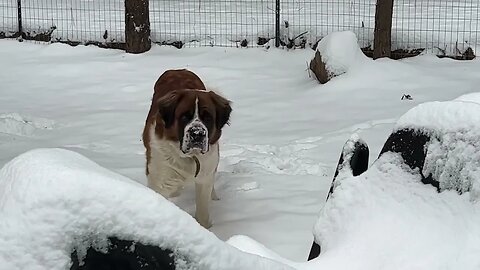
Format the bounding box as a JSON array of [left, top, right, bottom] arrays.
[[195, 181, 213, 228], [211, 186, 220, 200]]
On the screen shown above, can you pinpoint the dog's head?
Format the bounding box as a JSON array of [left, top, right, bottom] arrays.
[[156, 89, 232, 156]]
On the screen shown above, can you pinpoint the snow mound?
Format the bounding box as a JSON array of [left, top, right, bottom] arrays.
[[316, 31, 369, 77], [313, 153, 480, 270], [394, 101, 480, 198], [395, 101, 480, 133], [0, 148, 292, 270], [0, 113, 55, 136], [454, 92, 480, 104]]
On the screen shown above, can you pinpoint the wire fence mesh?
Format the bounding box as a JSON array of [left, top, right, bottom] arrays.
[[1, 0, 17, 38], [0, 0, 479, 56], [149, 0, 275, 47], [278, 0, 375, 48], [1, 0, 125, 44], [392, 0, 480, 56]]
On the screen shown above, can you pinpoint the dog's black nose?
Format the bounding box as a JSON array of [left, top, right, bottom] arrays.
[[189, 128, 206, 141]]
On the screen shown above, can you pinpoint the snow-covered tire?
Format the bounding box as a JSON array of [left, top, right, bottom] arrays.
[[308, 135, 369, 261]]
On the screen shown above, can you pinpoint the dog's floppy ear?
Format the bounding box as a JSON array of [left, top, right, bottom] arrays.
[[157, 91, 182, 128], [210, 91, 232, 130]]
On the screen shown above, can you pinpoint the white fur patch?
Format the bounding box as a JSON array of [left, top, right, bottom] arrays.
[[181, 97, 209, 154]]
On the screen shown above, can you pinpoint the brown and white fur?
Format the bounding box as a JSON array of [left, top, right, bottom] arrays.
[[142, 69, 232, 228]]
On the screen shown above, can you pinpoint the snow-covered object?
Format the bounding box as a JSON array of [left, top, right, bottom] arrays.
[[313, 152, 480, 270], [327, 133, 369, 198], [395, 100, 480, 133], [0, 148, 292, 270], [394, 100, 480, 199], [315, 31, 370, 77], [454, 92, 480, 104], [337, 133, 367, 175]]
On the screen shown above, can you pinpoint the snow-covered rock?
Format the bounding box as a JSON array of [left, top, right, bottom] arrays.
[[309, 31, 369, 83]]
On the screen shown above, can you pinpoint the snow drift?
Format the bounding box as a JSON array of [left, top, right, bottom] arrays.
[[2, 98, 480, 270], [0, 148, 291, 270]]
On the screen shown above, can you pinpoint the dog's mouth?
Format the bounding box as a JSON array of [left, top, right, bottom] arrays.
[[181, 142, 208, 155]]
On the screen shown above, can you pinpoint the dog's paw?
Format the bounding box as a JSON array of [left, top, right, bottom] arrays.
[[195, 216, 212, 229], [211, 188, 220, 201]]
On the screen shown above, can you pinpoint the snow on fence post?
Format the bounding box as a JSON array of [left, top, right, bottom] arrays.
[[125, 0, 151, 54], [373, 0, 394, 59]]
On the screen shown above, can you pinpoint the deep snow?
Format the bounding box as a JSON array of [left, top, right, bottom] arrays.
[[1, 38, 480, 263], [0, 148, 294, 270]]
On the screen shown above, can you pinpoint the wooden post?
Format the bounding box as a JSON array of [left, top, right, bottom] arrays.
[[125, 0, 151, 53], [373, 0, 394, 59]]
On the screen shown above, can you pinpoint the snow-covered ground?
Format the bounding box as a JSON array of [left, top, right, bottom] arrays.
[[1, 38, 480, 263], [1, 0, 479, 54]]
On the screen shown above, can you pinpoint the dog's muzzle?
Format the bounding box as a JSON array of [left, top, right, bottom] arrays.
[[182, 124, 209, 155]]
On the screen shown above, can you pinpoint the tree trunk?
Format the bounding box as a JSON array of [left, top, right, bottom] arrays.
[[125, 0, 151, 54], [373, 0, 394, 59]]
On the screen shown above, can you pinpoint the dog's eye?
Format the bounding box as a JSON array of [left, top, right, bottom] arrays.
[[181, 114, 191, 123], [201, 112, 212, 122]]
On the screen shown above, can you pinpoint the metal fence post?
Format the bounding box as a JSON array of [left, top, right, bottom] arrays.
[[275, 0, 280, 47], [17, 0, 23, 39]]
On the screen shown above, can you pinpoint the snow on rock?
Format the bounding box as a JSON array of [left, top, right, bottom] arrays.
[[316, 31, 369, 75], [0, 148, 292, 270], [0, 113, 55, 136], [310, 31, 370, 83], [394, 101, 480, 199], [313, 152, 480, 270]]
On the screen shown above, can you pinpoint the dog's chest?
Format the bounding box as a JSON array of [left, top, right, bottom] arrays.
[[149, 135, 219, 182]]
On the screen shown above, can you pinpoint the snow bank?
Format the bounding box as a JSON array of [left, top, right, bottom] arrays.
[[313, 153, 480, 270], [0, 148, 292, 270], [316, 31, 370, 77]]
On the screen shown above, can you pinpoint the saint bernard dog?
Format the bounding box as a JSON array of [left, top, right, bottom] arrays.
[[142, 69, 232, 228]]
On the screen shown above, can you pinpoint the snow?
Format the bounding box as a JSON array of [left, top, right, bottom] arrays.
[[0, 148, 292, 270], [395, 101, 480, 134], [424, 131, 480, 198], [394, 100, 480, 199], [312, 152, 480, 270], [315, 31, 370, 78], [454, 92, 480, 104], [0, 113, 55, 136], [1, 37, 480, 268]]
